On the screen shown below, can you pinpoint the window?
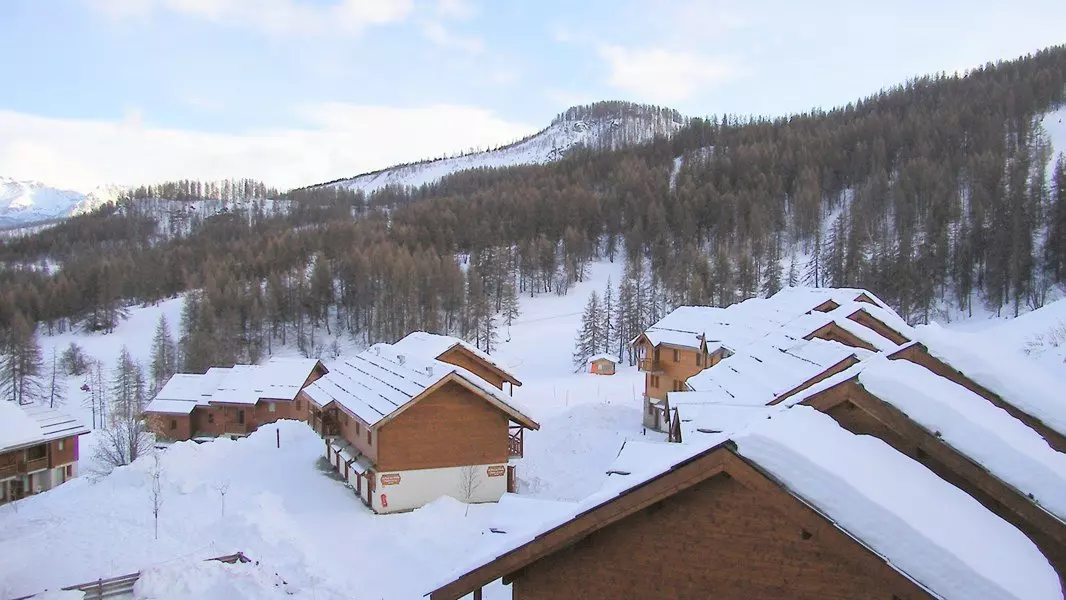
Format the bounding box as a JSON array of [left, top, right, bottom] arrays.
[[208, 413, 215, 424], [27, 445, 46, 460], [237, 410, 245, 425], [66, 464, 73, 477], [343, 413, 348, 425], [696, 353, 703, 366], [356, 421, 361, 434], [268, 402, 276, 413], [673, 349, 680, 362], [649, 375, 660, 388], [170, 419, 177, 430], [58, 440, 65, 451], [367, 430, 373, 445], [296, 400, 302, 410]]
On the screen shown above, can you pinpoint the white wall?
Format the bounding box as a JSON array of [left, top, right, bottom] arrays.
[[371, 462, 508, 514]]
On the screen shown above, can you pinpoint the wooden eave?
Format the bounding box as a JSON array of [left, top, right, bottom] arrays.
[[888, 342, 1066, 453], [428, 442, 733, 599], [846, 309, 910, 345], [801, 379, 1066, 541], [812, 299, 841, 313], [440, 344, 522, 387], [769, 355, 862, 406], [376, 372, 540, 432], [804, 321, 879, 352], [429, 443, 934, 600]]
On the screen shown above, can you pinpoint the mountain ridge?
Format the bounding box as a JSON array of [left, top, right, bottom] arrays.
[[316, 101, 687, 195], [0, 177, 125, 229]]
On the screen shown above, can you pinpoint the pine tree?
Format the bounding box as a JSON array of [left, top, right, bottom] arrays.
[[615, 276, 637, 364], [571, 291, 601, 371], [150, 314, 178, 394], [501, 277, 520, 327], [111, 346, 142, 418], [601, 277, 615, 354], [1, 313, 44, 405], [1047, 155, 1066, 281], [47, 348, 65, 408]]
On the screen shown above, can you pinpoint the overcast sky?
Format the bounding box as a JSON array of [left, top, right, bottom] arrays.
[[1, 0, 1064, 192]]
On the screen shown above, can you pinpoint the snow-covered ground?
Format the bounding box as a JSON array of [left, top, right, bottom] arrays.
[[6, 256, 1066, 599], [0, 259, 644, 599]]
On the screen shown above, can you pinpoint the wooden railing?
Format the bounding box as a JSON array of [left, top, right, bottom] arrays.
[[25, 457, 49, 473], [638, 358, 661, 372], [508, 425, 524, 458], [0, 463, 16, 478], [10, 553, 251, 600]]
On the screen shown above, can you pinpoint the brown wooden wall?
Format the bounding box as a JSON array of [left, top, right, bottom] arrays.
[[337, 403, 378, 464], [50, 436, 79, 465], [811, 381, 1066, 590], [644, 345, 706, 401], [146, 413, 193, 441], [511, 468, 932, 600], [376, 380, 508, 472], [438, 347, 506, 390], [890, 344, 1066, 453]]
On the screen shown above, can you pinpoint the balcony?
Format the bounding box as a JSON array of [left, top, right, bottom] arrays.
[[0, 463, 16, 479], [639, 358, 662, 372], [25, 456, 49, 473], [508, 425, 524, 458]]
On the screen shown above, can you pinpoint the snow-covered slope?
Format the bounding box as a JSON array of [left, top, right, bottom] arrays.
[[1042, 105, 1066, 158], [324, 104, 687, 195], [0, 177, 121, 228]]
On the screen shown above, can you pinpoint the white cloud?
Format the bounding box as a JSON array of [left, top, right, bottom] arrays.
[[88, 0, 414, 35], [435, 0, 477, 20], [419, 21, 483, 53], [0, 105, 534, 192], [597, 45, 738, 103]]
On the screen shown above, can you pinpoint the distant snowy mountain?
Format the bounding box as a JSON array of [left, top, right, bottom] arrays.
[[0, 177, 123, 228], [321, 102, 687, 195]]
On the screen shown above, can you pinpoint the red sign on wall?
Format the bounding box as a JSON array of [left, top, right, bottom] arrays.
[[380, 473, 402, 486], [486, 465, 506, 478]]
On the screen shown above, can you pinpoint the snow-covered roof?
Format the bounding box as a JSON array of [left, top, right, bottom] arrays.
[[0, 402, 89, 451], [858, 357, 1066, 524], [146, 357, 322, 414], [735, 407, 1060, 600], [678, 334, 861, 406], [211, 357, 321, 405], [588, 353, 619, 364], [433, 407, 1061, 600], [635, 288, 906, 354], [304, 342, 537, 429], [916, 325, 1066, 438], [392, 331, 519, 383]]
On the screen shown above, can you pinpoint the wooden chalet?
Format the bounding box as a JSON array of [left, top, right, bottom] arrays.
[[633, 288, 912, 432], [1, 402, 90, 505], [390, 331, 523, 395], [430, 407, 1059, 600], [779, 355, 1066, 587], [144, 357, 326, 441], [301, 337, 539, 514], [587, 353, 619, 376]]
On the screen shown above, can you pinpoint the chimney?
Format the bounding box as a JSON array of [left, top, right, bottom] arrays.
[[397, 354, 406, 365], [425, 365, 434, 377]]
